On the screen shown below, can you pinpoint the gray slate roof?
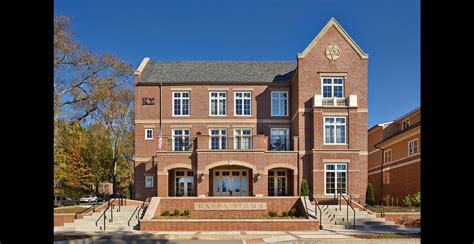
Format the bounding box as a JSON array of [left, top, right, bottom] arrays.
[[138, 61, 297, 84]]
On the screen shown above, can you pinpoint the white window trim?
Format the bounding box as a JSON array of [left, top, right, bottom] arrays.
[[270, 128, 290, 151], [408, 139, 418, 156], [172, 91, 190, 117], [384, 149, 392, 163], [323, 116, 347, 145], [209, 128, 227, 150], [172, 128, 191, 151], [234, 91, 252, 116], [145, 175, 154, 188], [174, 170, 194, 196], [270, 91, 289, 117], [209, 91, 227, 116], [324, 163, 347, 196], [145, 129, 154, 140], [233, 128, 253, 149], [268, 169, 288, 196], [321, 77, 345, 98], [402, 119, 411, 130]]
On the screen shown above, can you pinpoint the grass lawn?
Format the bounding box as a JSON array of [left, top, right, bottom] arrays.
[[353, 233, 420, 239], [54, 206, 90, 214], [367, 205, 420, 212], [54, 234, 94, 241]]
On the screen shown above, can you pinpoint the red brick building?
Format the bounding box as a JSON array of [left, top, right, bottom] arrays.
[[368, 107, 420, 206], [133, 18, 368, 202]]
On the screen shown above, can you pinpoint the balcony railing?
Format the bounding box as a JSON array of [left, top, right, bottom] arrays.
[[206, 136, 253, 150], [157, 135, 299, 152], [161, 138, 195, 152], [313, 95, 358, 107]]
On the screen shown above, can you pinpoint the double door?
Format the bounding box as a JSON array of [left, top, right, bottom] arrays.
[[213, 170, 248, 196]]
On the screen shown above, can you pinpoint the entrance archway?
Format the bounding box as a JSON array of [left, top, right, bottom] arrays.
[[206, 161, 255, 196]]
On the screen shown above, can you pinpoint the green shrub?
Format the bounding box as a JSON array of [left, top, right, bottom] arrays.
[[268, 211, 277, 217], [300, 179, 309, 197], [411, 192, 421, 207], [184, 210, 190, 216], [174, 209, 180, 216], [365, 183, 375, 206], [289, 208, 297, 216], [403, 195, 412, 207], [162, 210, 170, 216], [282, 211, 288, 217]]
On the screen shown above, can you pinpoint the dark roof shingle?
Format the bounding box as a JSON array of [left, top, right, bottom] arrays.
[[138, 61, 297, 84]]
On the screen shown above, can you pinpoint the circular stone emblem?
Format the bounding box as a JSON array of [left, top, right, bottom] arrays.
[[325, 45, 341, 60]]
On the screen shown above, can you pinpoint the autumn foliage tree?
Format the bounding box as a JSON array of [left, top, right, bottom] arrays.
[[54, 15, 134, 198]]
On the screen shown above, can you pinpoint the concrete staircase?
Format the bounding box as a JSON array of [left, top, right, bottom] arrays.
[[54, 206, 141, 232], [303, 197, 412, 232]]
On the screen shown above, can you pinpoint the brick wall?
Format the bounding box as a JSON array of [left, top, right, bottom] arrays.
[[154, 197, 305, 218], [140, 219, 319, 231]]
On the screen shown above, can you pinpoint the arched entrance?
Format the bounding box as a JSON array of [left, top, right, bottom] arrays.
[[205, 160, 256, 197], [265, 164, 297, 196], [163, 164, 195, 197]]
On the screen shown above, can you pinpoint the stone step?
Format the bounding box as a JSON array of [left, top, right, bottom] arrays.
[[58, 226, 136, 232], [335, 220, 396, 225]]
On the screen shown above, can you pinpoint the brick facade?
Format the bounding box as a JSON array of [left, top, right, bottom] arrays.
[[368, 108, 420, 206], [134, 18, 368, 203]]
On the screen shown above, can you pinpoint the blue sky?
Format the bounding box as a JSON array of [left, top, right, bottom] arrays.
[[54, 0, 420, 127]]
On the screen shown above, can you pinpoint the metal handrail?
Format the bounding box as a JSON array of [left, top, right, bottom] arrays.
[[127, 199, 146, 227], [95, 198, 116, 231], [313, 194, 324, 230], [350, 194, 385, 218], [75, 203, 97, 219], [339, 192, 356, 230]]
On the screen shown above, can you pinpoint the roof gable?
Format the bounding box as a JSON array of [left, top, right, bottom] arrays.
[[298, 17, 368, 60]]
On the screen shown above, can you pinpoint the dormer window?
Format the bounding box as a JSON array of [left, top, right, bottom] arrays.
[[322, 77, 344, 98], [402, 119, 410, 130]]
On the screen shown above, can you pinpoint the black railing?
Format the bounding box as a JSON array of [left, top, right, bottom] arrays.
[[95, 196, 126, 231], [350, 194, 385, 218], [208, 136, 253, 150], [312, 194, 324, 230], [165, 138, 195, 151], [75, 203, 97, 219], [339, 192, 356, 230]]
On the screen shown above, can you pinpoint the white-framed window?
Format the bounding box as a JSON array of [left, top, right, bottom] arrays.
[[172, 91, 190, 116], [234, 92, 251, 116], [234, 128, 252, 149], [408, 139, 418, 155], [145, 129, 154, 140], [145, 175, 154, 188], [384, 149, 392, 163], [174, 170, 194, 196], [324, 163, 347, 195], [209, 129, 227, 150], [268, 170, 287, 196], [172, 129, 191, 151], [271, 91, 288, 116], [270, 128, 289, 151], [324, 117, 347, 144], [402, 119, 410, 130], [321, 77, 344, 98], [210, 91, 226, 116]]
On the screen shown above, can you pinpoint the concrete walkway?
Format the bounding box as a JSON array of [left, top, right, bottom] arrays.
[[54, 228, 420, 243]]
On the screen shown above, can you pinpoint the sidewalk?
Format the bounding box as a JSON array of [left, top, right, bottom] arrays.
[[54, 229, 421, 243]]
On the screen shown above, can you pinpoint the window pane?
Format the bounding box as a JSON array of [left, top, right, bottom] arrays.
[[323, 78, 332, 84], [334, 78, 343, 84], [334, 86, 343, 97]]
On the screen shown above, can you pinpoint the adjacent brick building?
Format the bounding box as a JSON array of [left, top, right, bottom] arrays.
[[368, 107, 420, 206], [133, 18, 369, 202]]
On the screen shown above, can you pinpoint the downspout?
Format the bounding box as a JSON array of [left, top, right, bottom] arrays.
[[374, 144, 384, 205]]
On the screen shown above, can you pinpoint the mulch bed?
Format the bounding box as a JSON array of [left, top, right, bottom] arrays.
[[367, 206, 420, 212], [54, 206, 90, 214]]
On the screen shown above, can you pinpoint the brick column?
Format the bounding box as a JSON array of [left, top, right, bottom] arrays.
[[197, 173, 209, 197], [157, 173, 168, 197]]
